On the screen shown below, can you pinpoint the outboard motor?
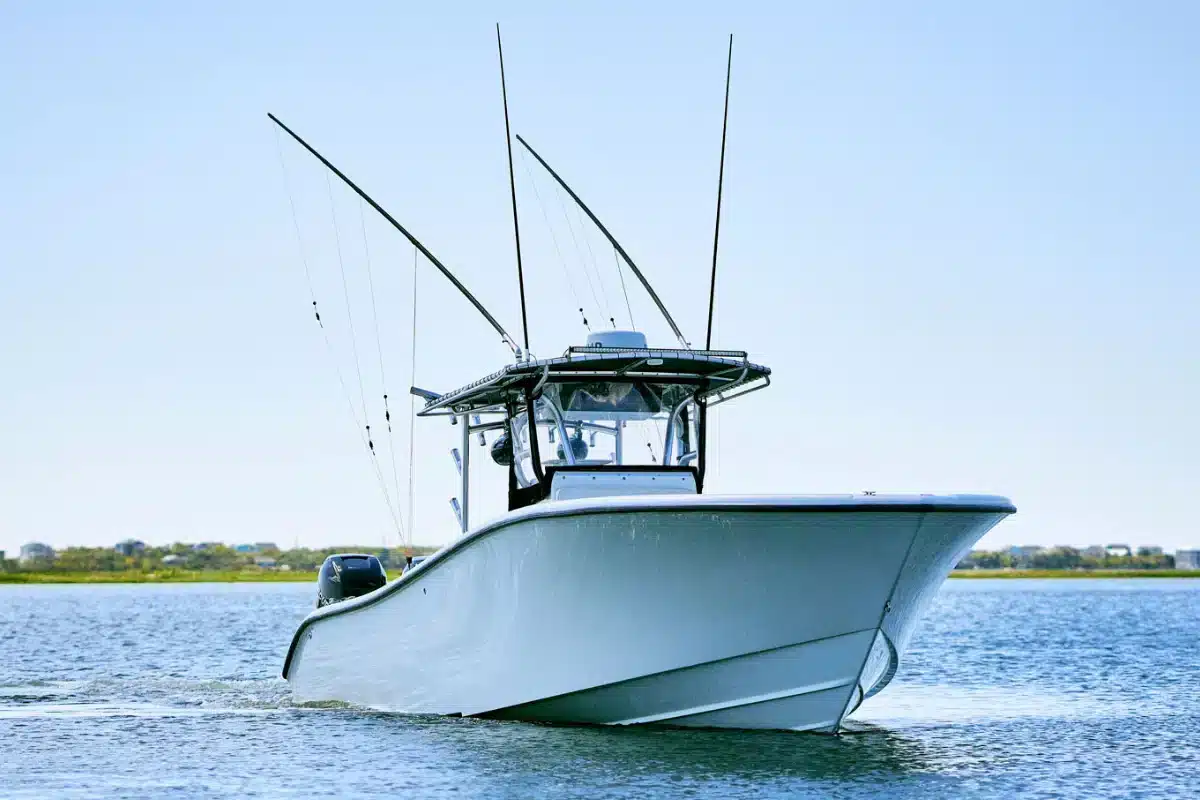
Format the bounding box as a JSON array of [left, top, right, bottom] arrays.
[[316, 554, 387, 608]]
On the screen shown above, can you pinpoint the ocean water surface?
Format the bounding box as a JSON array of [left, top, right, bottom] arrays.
[[1, 579, 1197, 798]]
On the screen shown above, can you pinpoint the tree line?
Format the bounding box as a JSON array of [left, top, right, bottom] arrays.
[[3, 543, 438, 574], [956, 547, 1176, 571]]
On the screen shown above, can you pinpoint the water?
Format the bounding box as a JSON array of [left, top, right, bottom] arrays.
[[2, 579, 1197, 799]]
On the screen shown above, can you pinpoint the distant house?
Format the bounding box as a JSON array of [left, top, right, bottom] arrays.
[[1082, 546, 1107, 559], [1177, 550, 1200, 571], [1007, 545, 1044, 566], [19, 542, 55, 565], [234, 544, 259, 554], [161, 554, 186, 567], [115, 539, 146, 557], [1105, 544, 1133, 558], [254, 542, 278, 552], [254, 556, 277, 569]]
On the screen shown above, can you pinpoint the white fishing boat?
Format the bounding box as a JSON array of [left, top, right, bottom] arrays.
[[282, 330, 1013, 732], [272, 31, 1014, 732]]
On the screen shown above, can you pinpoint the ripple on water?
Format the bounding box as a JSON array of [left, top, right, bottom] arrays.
[[0, 580, 1198, 799]]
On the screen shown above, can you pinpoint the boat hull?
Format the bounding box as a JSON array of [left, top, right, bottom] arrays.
[[285, 495, 1012, 732]]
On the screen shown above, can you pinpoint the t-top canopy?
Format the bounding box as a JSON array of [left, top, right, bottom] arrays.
[[416, 344, 771, 417]]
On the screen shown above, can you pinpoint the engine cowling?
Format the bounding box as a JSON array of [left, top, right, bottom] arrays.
[[317, 554, 386, 608]]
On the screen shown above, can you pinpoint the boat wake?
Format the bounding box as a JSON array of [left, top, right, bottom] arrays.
[[0, 676, 358, 719], [850, 684, 1166, 730]]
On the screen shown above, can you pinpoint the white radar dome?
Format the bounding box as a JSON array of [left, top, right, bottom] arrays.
[[585, 330, 648, 349]]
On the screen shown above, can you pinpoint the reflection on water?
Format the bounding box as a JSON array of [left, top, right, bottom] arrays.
[[1, 580, 1198, 799], [434, 720, 936, 783]]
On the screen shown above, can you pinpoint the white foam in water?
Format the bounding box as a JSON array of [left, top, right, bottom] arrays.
[[852, 684, 1150, 729]]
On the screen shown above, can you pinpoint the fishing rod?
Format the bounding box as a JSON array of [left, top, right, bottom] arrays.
[[698, 34, 734, 492], [268, 112, 520, 356], [496, 25, 530, 356], [705, 35, 733, 350], [514, 134, 690, 350]]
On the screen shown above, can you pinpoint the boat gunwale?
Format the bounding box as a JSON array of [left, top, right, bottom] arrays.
[[281, 494, 1015, 679]]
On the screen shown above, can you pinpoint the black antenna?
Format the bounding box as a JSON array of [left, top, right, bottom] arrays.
[[268, 112, 519, 355], [496, 25, 529, 355], [705, 35, 733, 350], [516, 134, 690, 349]]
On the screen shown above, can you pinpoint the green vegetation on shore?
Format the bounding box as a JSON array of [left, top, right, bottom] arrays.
[[949, 569, 1198, 579], [0, 569, 317, 584], [956, 546, 1182, 572], [2, 567, 1197, 585], [6, 542, 1196, 584], [2, 542, 439, 585]]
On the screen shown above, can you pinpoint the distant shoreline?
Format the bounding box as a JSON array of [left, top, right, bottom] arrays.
[[0, 570, 317, 584], [948, 569, 1199, 579], [1, 568, 1198, 585]]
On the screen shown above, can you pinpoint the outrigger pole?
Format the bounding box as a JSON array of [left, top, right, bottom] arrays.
[[705, 35, 733, 350], [699, 35, 733, 493], [268, 113, 520, 356], [514, 134, 691, 350], [495, 25, 530, 356]]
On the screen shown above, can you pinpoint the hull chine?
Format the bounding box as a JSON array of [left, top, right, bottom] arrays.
[[481, 628, 875, 731]]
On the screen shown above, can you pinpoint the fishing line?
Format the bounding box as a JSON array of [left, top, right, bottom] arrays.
[[407, 246, 419, 552], [520, 150, 592, 331], [274, 129, 404, 538], [358, 197, 405, 543], [614, 245, 636, 329], [274, 128, 323, 329], [327, 173, 373, 452], [326, 172, 405, 534], [568, 203, 614, 328], [570, 201, 615, 327], [552, 181, 608, 325]]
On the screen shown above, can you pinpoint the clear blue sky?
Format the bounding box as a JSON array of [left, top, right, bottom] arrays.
[[2, 1, 1197, 554]]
